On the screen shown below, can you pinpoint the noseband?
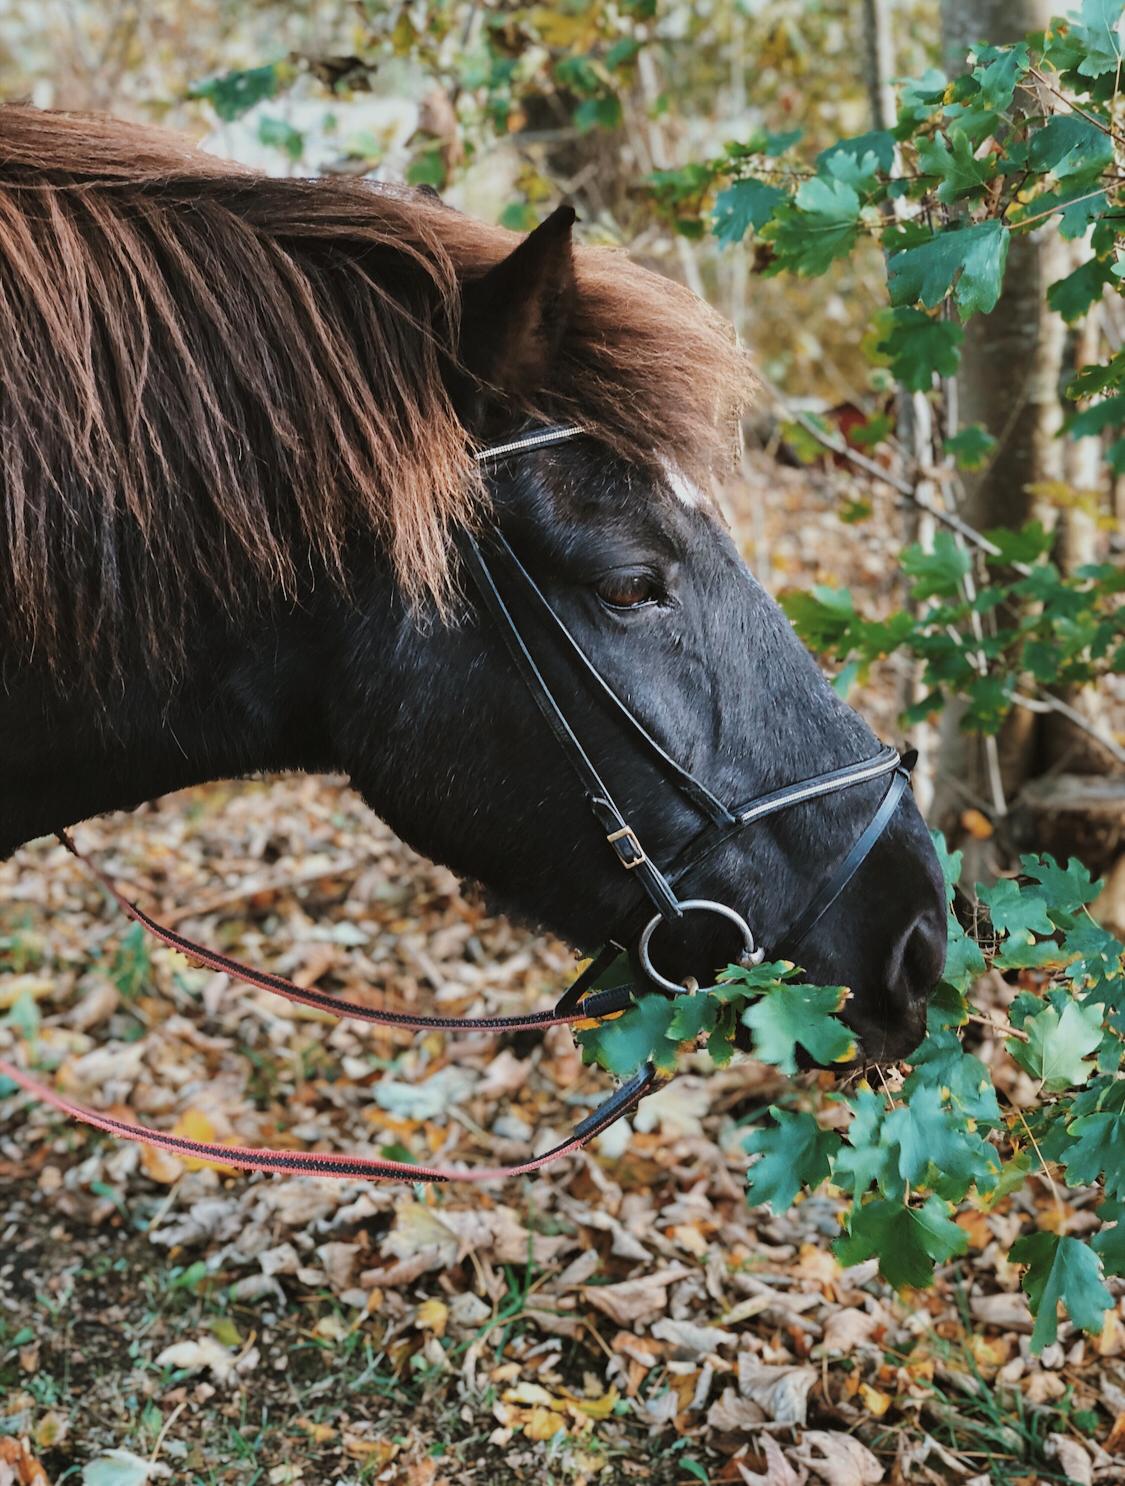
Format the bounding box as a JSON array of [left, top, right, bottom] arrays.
[[0, 424, 913, 1184]]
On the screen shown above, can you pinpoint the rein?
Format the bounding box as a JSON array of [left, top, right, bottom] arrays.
[[0, 425, 913, 1184]]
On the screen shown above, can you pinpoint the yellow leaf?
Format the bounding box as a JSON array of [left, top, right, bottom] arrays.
[[33, 1412, 67, 1450], [140, 1144, 184, 1184], [967, 1333, 1010, 1373], [525, 6, 600, 47], [170, 1109, 238, 1174], [522, 1406, 566, 1441], [297, 1418, 337, 1445], [859, 1383, 892, 1416], [960, 809, 993, 841], [0, 975, 53, 1010], [956, 1210, 991, 1248], [210, 1316, 242, 1349], [343, 1436, 398, 1464], [416, 1298, 449, 1338], [572, 1387, 619, 1419], [504, 1382, 558, 1408], [1040, 1203, 1074, 1235]]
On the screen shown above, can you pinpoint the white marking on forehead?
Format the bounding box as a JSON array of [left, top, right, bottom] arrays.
[[660, 456, 704, 509]]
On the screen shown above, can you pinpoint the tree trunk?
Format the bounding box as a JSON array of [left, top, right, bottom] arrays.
[[933, 0, 1071, 860]]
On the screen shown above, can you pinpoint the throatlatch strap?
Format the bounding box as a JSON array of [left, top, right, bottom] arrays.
[[53, 831, 634, 1034], [0, 1056, 658, 1183]]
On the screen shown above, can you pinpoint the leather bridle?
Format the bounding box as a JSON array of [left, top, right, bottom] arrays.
[[0, 424, 914, 1184]]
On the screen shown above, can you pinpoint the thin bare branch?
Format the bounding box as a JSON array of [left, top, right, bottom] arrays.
[[1011, 690, 1125, 767], [755, 372, 1029, 570]]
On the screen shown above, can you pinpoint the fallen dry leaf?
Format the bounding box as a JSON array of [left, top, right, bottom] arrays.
[[155, 1336, 241, 1385], [584, 1266, 693, 1327], [0, 1438, 49, 1486], [739, 1435, 811, 1486], [819, 1307, 879, 1355], [793, 1431, 884, 1486], [738, 1360, 816, 1426]]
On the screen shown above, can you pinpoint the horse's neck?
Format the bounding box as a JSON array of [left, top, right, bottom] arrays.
[[0, 605, 346, 857]]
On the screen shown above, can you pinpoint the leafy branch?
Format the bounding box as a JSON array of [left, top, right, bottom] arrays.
[[578, 842, 1125, 1353]]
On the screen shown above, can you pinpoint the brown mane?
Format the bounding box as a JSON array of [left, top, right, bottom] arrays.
[[0, 104, 753, 670]]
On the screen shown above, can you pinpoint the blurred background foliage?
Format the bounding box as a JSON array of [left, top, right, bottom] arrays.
[[0, 0, 937, 398]]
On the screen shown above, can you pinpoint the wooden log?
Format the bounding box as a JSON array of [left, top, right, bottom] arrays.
[[1012, 773, 1125, 878]]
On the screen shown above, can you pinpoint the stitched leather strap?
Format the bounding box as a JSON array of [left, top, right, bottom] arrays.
[[54, 830, 635, 1033], [0, 1054, 658, 1183], [775, 767, 911, 952]]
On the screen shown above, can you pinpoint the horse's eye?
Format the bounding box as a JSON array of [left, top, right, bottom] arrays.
[[595, 572, 659, 610]]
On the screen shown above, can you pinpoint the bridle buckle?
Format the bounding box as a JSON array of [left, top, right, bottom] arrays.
[[606, 824, 647, 869]]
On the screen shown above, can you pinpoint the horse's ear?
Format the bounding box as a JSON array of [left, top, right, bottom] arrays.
[[459, 205, 576, 399]]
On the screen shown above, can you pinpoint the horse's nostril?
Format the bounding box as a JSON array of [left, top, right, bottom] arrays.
[[888, 910, 947, 1008]]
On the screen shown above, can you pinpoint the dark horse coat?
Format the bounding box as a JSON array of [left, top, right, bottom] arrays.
[[0, 106, 945, 1064]]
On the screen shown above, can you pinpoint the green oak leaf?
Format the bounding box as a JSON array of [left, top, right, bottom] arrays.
[[1029, 113, 1115, 179], [745, 1107, 841, 1211], [875, 308, 964, 391], [983, 521, 1056, 565], [904, 1030, 1001, 1125], [916, 129, 998, 204], [965, 673, 1013, 734], [1049, 258, 1117, 323], [577, 993, 678, 1078], [835, 1195, 967, 1290], [1092, 1200, 1125, 1276], [1063, 1112, 1125, 1198], [931, 831, 963, 904], [1068, 393, 1125, 441], [257, 115, 304, 161], [833, 1089, 899, 1196], [666, 992, 719, 1046], [780, 584, 856, 651], [943, 915, 987, 993], [765, 176, 862, 277], [882, 1084, 1000, 1200], [945, 425, 996, 470], [901, 531, 973, 599], [1072, 0, 1125, 79], [741, 983, 854, 1075], [887, 220, 1009, 320], [971, 41, 1030, 110], [1010, 1230, 1112, 1351], [1019, 854, 1102, 921], [1007, 1000, 1105, 1092], [817, 129, 896, 174], [977, 876, 1055, 941], [189, 62, 286, 121], [822, 148, 883, 196], [1064, 918, 1125, 992], [711, 178, 787, 245]]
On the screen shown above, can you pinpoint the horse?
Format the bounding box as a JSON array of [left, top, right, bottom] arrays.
[[0, 107, 946, 1150]]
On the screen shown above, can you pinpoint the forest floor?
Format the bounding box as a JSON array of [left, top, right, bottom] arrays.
[[2, 455, 1123, 1486]]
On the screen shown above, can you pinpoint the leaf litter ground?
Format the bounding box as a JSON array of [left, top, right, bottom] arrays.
[[2, 456, 1124, 1486]]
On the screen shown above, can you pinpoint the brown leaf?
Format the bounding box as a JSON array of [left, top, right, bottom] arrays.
[[583, 1266, 692, 1327], [707, 1386, 766, 1433], [738, 1360, 816, 1426], [1044, 1435, 1091, 1486], [793, 1431, 884, 1486], [819, 1307, 880, 1355], [651, 1318, 735, 1357], [739, 1436, 810, 1486], [0, 1438, 49, 1486]]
